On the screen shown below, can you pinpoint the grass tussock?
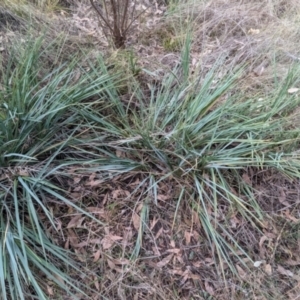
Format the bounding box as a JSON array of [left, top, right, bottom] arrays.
[[1, 0, 300, 299]]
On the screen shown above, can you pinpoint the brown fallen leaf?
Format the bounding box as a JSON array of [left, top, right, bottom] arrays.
[[170, 240, 175, 248], [205, 280, 215, 296], [166, 248, 181, 254], [169, 267, 184, 276], [264, 264, 272, 276], [46, 284, 54, 296], [150, 216, 159, 230], [242, 172, 252, 185], [157, 194, 169, 201], [107, 259, 122, 272], [93, 249, 101, 262], [86, 207, 105, 214], [116, 150, 123, 158], [192, 261, 202, 268], [156, 254, 173, 268], [180, 269, 190, 284], [278, 187, 286, 204], [132, 212, 140, 231], [284, 210, 300, 223], [259, 235, 269, 258], [93, 275, 100, 291], [73, 176, 82, 184], [277, 265, 294, 277], [152, 246, 161, 256], [184, 230, 192, 245], [101, 235, 123, 250], [155, 227, 163, 239], [284, 259, 300, 266], [67, 228, 79, 248], [110, 235, 123, 241], [67, 215, 84, 229], [74, 241, 88, 248], [236, 264, 247, 278], [85, 179, 104, 187], [111, 189, 130, 199]]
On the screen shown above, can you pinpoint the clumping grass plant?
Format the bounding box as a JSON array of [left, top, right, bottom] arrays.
[[0, 36, 118, 299], [77, 38, 300, 275], [1, 31, 300, 298]]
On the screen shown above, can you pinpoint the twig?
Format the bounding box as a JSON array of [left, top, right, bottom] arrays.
[[90, 0, 149, 48], [285, 51, 300, 61]]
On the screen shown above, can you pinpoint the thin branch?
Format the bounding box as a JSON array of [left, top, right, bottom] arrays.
[[90, 0, 113, 33], [90, 0, 149, 48]]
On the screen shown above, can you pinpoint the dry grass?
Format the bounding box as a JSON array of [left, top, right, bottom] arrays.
[[165, 0, 300, 93], [2, 0, 300, 299]]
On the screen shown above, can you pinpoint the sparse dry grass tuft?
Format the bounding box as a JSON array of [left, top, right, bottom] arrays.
[[165, 0, 300, 94]]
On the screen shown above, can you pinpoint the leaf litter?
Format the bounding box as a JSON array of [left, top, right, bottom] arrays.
[[2, 0, 300, 299]]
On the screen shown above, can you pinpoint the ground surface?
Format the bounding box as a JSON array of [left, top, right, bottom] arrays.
[[1, 0, 300, 299]]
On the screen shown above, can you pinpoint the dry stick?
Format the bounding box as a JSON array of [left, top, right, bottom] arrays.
[[111, 0, 124, 48], [110, 0, 118, 31], [115, 0, 121, 29], [90, 0, 149, 48], [285, 51, 300, 61], [90, 0, 113, 33], [103, 0, 110, 26], [122, 5, 149, 37], [121, 0, 130, 32]]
